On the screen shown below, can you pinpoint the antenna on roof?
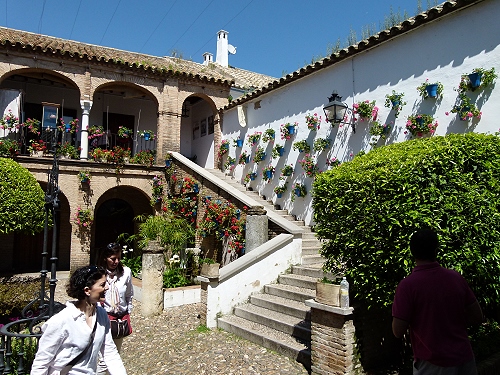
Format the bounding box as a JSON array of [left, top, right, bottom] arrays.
[[228, 44, 237, 55]]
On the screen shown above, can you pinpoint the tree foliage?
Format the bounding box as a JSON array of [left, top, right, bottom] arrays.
[[313, 133, 500, 316], [0, 158, 45, 234]]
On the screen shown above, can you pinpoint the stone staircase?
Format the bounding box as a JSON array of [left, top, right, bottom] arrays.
[[206, 169, 327, 371]]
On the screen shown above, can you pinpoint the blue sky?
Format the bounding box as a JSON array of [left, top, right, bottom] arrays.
[[0, 0, 429, 78]]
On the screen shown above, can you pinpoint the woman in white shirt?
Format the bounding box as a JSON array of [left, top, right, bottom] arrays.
[[96, 243, 134, 375], [31, 265, 127, 375]]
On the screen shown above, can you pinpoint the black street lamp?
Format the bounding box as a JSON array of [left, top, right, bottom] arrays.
[[323, 91, 356, 133]]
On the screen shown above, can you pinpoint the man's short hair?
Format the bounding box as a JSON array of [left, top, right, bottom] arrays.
[[410, 229, 439, 261]]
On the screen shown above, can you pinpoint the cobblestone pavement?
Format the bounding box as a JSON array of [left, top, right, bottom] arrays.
[[53, 280, 309, 375]]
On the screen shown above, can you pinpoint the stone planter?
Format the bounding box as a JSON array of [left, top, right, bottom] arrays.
[[200, 263, 220, 278], [315, 281, 340, 307]]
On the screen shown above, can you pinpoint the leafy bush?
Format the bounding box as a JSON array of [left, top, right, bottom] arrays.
[[121, 255, 142, 278], [0, 158, 45, 234], [163, 267, 190, 289], [0, 277, 43, 318], [313, 133, 500, 318]]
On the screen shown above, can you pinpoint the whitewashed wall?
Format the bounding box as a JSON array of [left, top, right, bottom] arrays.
[[221, 0, 500, 226]]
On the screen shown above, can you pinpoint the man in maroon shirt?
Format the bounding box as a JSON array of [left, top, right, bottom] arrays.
[[392, 229, 483, 374]]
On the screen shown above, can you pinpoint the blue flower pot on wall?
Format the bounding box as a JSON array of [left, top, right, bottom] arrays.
[[265, 170, 273, 179], [236, 139, 244, 147], [286, 125, 295, 135], [468, 72, 482, 90], [65, 124, 71, 132], [250, 173, 257, 181], [425, 84, 438, 98], [165, 159, 172, 167], [278, 148, 285, 156], [276, 193, 283, 198], [144, 133, 151, 141]]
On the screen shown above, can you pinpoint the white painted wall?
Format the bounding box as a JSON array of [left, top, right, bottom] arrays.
[[221, 0, 500, 226], [0, 88, 21, 137], [190, 100, 215, 168]]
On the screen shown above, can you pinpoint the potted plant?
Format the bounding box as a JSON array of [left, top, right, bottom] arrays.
[[78, 170, 91, 184], [88, 125, 105, 140], [326, 157, 341, 168], [165, 152, 173, 167], [130, 149, 156, 167], [23, 118, 41, 135], [238, 151, 249, 165], [28, 140, 47, 156], [298, 154, 319, 178], [305, 113, 321, 131], [58, 118, 79, 134], [313, 138, 331, 153], [253, 146, 266, 163], [151, 175, 164, 205], [417, 79, 444, 99], [353, 100, 378, 122], [450, 94, 481, 121], [292, 140, 311, 153], [384, 91, 406, 118], [74, 206, 93, 228], [405, 114, 438, 137], [233, 137, 244, 148], [262, 165, 275, 182], [118, 126, 132, 138], [274, 182, 288, 198], [293, 183, 307, 198], [218, 139, 230, 160], [280, 122, 297, 140], [244, 172, 257, 184], [458, 67, 497, 92], [271, 144, 285, 158], [262, 128, 276, 143], [369, 120, 392, 139], [0, 110, 19, 131], [224, 156, 236, 171], [280, 164, 294, 179], [200, 258, 220, 278], [247, 131, 262, 146], [139, 129, 155, 141], [180, 176, 200, 194], [316, 276, 341, 307], [57, 142, 80, 159]]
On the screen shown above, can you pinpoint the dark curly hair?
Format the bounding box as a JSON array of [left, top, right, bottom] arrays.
[[66, 265, 106, 300]]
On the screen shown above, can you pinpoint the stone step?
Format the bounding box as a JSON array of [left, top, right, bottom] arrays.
[[301, 254, 324, 266], [233, 304, 311, 342], [278, 273, 317, 290], [292, 265, 326, 279], [217, 315, 311, 371], [250, 293, 310, 320], [302, 232, 319, 240], [301, 247, 321, 256], [264, 283, 315, 303]]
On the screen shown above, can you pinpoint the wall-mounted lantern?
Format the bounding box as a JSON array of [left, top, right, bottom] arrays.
[[323, 91, 355, 133]]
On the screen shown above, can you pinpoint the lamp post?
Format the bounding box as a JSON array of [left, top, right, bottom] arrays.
[[323, 91, 355, 133]]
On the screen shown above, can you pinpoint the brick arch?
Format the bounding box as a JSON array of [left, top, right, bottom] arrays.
[[91, 184, 155, 262], [0, 67, 80, 92], [92, 81, 159, 108]]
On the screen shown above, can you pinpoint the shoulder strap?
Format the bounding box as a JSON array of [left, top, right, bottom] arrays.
[[67, 316, 98, 367]]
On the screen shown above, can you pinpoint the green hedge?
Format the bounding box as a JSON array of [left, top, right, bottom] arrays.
[[313, 133, 500, 315], [0, 158, 45, 234]]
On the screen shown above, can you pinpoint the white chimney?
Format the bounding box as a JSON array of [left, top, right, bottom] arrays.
[[203, 52, 213, 65], [216, 30, 229, 67]]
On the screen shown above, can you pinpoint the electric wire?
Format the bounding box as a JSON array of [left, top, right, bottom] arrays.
[[138, 0, 179, 53], [69, 0, 83, 39], [167, 0, 216, 57], [37, 0, 47, 34], [191, 0, 255, 59], [4, 0, 7, 27], [100, 0, 122, 45]]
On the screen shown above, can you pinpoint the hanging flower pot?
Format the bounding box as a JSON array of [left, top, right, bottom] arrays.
[[265, 170, 273, 179], [425, 84, 438, 98], [235, 139, 244, 148], [65, 123, 71, 132], [295, 188, 302, 196], [250, 173, 257, 181], [286, 124, 295, 135], [276, 193, 283, 198], [468, 72, 482, 89], [165, 159, 172, 168], [193, 183, 199, 193]]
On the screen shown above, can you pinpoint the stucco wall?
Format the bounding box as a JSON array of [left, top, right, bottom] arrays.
[[221, 0, 500, 226]]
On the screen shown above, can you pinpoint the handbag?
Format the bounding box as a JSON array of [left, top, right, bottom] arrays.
[[108, 313, 132, 339]]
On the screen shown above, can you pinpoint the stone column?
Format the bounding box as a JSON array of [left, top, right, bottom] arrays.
[[141, 240, 165, 317], [305, 300, 357, 375], [245, 206, 267, 252], [79, 100, 92, 160]]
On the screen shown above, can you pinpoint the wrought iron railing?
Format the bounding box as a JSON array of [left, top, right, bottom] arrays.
[[0, 132, 64, 374]]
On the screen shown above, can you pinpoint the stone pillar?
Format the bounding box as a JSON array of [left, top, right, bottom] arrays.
[[197, 275, 219, 328], [79, 100, 92, 160], [245, 206, 267, 252], [305, 300, 357, 375], [141, 240, 165, 317]]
